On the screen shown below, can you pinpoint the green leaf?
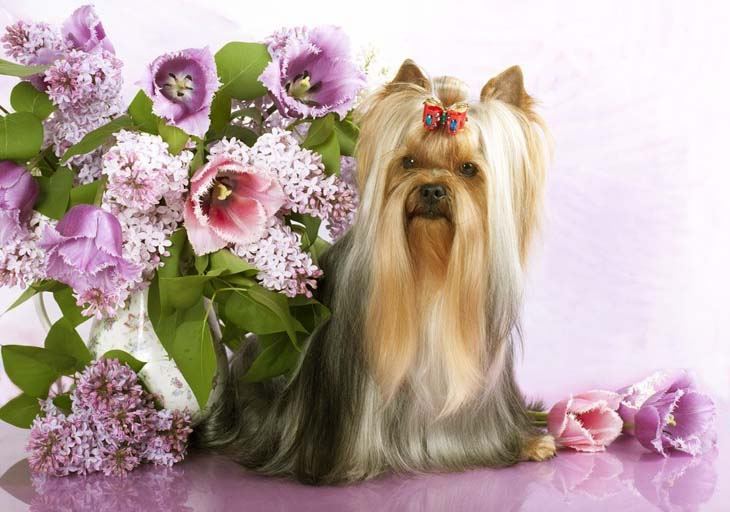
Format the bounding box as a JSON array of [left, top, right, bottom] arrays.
[[223, 284, 304, 342], [232, 107, 263, 125], [302, 114, 335, 148], [158, 120, 189, 154], [159, 275, 213, 311], [52, 393, 72, 414], [208, 250, 256, 276], [101, 350, 146, 373], [0, 394, 40, 428], [288, 213, 321, 250], [215, 42, 271, 100], [69, 180, 101, 207], [127, 90, 158, 134], [309, 236, 331, 265], [0, 59, 47, 77], [148, 278, 217, 408], [34, 167, 74, 219], [194, 254, 210, 274], [4, 280, 64, 313], [157, 229, 187, 278], [242, 333, 300, 382], [10, 82, 54, 120], [0, 112, 44, 160], [60, 115, 133, 163], [44, 318, 92, 371], [52, 288, 87, 328], [209, 93, 231, 134], [190, 139, 205, 173], [308, 131, 340, 175], [290, 296, 331, 333], [333, 117, 359, 156], [1, 345, 76, 398]]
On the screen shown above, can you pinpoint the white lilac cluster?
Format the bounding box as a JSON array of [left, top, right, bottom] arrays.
[[0, 212, 55, 288], [233, 219, 323, 298], [101, 131, 192, 281]]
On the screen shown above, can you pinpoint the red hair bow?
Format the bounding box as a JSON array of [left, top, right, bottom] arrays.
[[422, 99, 468, 135]]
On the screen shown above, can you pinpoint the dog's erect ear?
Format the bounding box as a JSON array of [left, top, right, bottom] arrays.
[[391, 59, 431, 90], [480, 65, 533, 112]]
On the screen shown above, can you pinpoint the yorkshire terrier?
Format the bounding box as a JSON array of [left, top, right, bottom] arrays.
[[198, 60, 555, 484]]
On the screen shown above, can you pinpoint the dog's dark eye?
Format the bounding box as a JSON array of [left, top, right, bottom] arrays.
[[402, 156, 416, 169], [459, 162, 478, 177]]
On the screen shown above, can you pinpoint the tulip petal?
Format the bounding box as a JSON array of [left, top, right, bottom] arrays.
[[183, 199, 227, 256]]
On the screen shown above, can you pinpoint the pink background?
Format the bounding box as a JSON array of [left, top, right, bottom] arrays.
[[1, 0, 728, 406]]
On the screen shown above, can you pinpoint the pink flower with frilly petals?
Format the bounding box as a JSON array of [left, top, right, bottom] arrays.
[[184, 156, 286, 255], [547, 390, 623, 452]]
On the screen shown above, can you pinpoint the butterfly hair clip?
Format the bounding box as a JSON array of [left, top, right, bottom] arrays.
[[422, 98, 468, 135]]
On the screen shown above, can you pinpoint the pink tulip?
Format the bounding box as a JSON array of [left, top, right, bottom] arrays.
[[547, 390, 623, 452], [183, 156, 286, 255]]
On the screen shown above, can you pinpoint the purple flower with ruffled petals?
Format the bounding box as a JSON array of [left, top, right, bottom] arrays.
[[140, 47, 219, 137], [40, 205, 141, 317], [61, 5, 115, 54], [619, 370, 716, 456], [0, 161, 38, 244], [259, 25, 366, 119]]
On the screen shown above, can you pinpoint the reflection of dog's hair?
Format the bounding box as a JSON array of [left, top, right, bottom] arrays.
[[197, 59, 554, 484]]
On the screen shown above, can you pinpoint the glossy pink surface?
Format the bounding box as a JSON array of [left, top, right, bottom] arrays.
[[0, 406, 726, 511]]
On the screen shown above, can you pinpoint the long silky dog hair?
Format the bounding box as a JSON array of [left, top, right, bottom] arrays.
[[196, 60, 553, 484]]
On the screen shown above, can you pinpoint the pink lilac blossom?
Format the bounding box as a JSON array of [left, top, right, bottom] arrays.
[[27, 358, 192, 478], [233, 219, 322, 297], [101, 131, 192, 280], [209, 129, 358, 240], [1, 20, 66, 65], [0, 212, 54, 287]]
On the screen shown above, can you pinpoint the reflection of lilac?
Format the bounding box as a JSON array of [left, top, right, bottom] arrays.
[[30, 464, 193, 512], [259, 25, 366, 119]]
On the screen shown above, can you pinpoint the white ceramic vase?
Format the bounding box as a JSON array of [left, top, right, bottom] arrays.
[[35, 289, 227, 422]]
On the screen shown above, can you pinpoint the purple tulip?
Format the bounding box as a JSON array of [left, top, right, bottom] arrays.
[[619, 370, 716, 456], [140, 47, 219, 137], [40, 205, 140, 302], [61, 5, 115, 54], [259, 26, 366, 119], [0, 161, 39, 244]]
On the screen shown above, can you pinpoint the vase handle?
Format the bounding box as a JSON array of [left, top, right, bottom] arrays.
[[34, 294, 52, 333]]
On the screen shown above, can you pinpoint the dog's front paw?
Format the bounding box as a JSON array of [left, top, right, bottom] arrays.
[[522, 435, 556, 462]]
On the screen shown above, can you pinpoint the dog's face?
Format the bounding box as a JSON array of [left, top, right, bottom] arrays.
[[345, 60, 550, 413]]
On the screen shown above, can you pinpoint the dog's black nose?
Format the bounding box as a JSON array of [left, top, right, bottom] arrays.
[[420, 184, 447, 203]]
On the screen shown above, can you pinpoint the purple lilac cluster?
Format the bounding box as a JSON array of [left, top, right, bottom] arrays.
[[101, 130, 192, 280], [27, 358, 192, 477], [2, 6, 124, 184]]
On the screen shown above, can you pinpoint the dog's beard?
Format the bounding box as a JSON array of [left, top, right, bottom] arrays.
[[364, 176, 504, 415]]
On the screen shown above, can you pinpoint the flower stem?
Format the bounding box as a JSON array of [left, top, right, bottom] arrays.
[[527, 410, 549, 421]]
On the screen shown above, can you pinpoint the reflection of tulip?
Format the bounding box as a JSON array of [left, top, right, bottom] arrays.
[[0, 161, 38, 244], [550, 451, 625, 500], [547, 390, 623, 452], [183, 156, 286, 255], [632, 449, 718, 511]]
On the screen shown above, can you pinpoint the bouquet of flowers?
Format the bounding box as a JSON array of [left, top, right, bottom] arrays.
[[0, 5, 365, 474]]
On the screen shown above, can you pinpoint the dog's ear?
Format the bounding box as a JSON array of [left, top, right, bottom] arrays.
[[391, 59, 431, 90], [480, 65, 533, 112]]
